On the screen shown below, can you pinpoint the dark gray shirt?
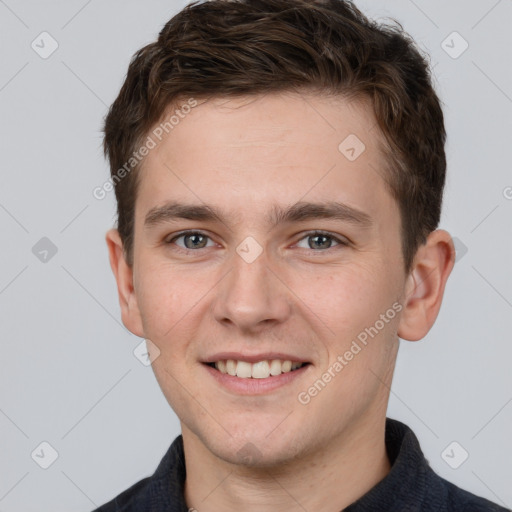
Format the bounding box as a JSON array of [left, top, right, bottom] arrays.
[[92, 418, 509, 511]]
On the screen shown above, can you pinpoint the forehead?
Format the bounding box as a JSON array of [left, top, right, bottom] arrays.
[[151, 92, 382, 157], [135, 92, 396, 229]]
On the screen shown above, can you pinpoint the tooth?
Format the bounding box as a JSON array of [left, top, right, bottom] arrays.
[[216, 359, 304, 378], [226, 359, 237, 376], [236, 361, 252, 378], [269, 359, 282, 376], [281, 360, 292, 373], [252, 361, 270, 379]]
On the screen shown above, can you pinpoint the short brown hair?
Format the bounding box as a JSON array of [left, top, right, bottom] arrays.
[[103, 0, 446, 272]]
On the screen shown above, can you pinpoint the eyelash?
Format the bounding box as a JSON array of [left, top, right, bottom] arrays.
[[166, 230, 348, 253]]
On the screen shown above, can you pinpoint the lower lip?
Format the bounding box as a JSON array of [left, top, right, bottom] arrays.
[[203, 363, 310, 395]]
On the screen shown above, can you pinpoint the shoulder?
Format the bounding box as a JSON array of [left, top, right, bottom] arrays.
[[435, 474, 509, 512], [91, 476, 152, 511], [384, 419, 509, 512], [90, 434, 187, 512]]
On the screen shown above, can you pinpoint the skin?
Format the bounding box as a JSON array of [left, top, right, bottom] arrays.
[[106, 92, 455, 511]]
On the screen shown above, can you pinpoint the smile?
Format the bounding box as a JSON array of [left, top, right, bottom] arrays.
[[207, 359, 309, 379]]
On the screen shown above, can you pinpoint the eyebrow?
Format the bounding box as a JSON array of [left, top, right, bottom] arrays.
[[144, 200, 373, 230]]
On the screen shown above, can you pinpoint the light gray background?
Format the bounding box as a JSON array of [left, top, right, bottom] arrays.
[[1, 0, 511, 510]]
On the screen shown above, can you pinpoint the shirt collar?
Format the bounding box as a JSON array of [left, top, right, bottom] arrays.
[[344, 418, 430, 510]]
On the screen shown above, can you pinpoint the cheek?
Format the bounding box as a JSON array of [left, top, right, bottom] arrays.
[[134, 261, 196, 341], [295, 262, 401, 378], [295, 262, 389, 334]]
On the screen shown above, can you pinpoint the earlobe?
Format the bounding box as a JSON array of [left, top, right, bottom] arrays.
[[397, 230, 455, 342], [105, 229, 145, 337]]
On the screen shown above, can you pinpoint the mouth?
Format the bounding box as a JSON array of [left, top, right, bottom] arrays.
[[204, 359, 311, 379]]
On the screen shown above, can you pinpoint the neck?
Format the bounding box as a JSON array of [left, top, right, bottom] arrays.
[[183, 414, 391, 512]]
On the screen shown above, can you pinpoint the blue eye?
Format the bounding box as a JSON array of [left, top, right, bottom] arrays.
[[166, 230, 348, 252], [296, 231, 347, 250], [168, 231, 215, 250]]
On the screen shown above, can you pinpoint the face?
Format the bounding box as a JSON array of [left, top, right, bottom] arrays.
[[119, 92, 410, 466]]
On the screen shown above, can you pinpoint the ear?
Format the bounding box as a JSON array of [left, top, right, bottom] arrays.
[[398, 229, 455, 341], [105, 228, 145, 338]]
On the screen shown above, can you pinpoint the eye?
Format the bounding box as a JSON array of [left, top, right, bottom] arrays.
[[295, 231, 348, 251], [167, 231, 215, 250], [165, 230, 347, 253]]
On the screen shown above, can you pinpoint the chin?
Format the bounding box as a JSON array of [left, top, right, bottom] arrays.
[[221, 439, 300, 468], [195, 421, 310, 469]]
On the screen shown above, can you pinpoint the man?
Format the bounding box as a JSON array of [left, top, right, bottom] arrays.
[[94, 0, 508, 510]]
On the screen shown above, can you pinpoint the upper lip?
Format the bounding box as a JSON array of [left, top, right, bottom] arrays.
[[203, 352, 310, 364]]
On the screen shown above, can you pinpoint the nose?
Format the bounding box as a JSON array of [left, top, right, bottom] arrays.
[[211, 248, 292, 334]]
